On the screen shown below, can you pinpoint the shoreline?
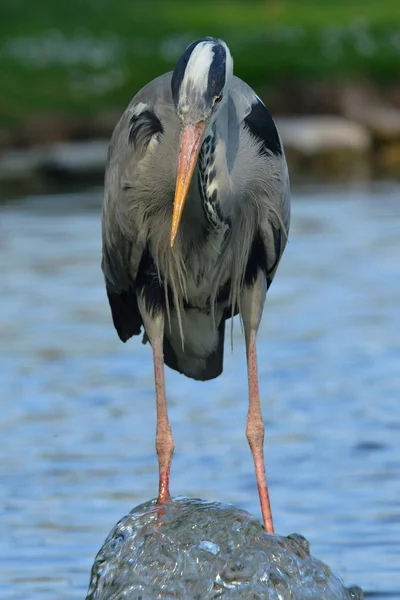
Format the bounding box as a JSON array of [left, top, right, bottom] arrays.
[[1, 81, 400, 193]]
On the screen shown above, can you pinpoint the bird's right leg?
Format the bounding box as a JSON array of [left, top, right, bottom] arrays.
[[245, 327, 274, 535], [138, 297, 174, 504], [241, 274, 274, 535]]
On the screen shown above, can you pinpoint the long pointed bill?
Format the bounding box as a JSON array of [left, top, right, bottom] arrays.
[[170, 122, 207, 247]]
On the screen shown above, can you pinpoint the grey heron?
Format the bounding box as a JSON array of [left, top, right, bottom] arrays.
[[102, 37, 290, 535]]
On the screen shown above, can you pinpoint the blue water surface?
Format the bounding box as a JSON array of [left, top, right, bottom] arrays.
[[0, 181, 399, 599]]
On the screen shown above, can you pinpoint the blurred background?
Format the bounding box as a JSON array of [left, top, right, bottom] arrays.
[[0, 1, 399, 599]]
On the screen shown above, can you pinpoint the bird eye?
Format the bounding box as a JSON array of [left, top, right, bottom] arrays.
[[214, 92, 223, 104]]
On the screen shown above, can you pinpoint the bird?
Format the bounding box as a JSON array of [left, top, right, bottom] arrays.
[[101, 37, 290, 535]]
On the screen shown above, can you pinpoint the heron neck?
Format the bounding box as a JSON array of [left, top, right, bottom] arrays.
[[198, 110, 231, 231]]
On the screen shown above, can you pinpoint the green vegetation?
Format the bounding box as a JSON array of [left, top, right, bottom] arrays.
[[1, 0, 400, 126]]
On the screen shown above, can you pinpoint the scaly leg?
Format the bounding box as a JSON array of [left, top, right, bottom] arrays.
[[246, 328, 274, 534], [152, 337, 174, 504]]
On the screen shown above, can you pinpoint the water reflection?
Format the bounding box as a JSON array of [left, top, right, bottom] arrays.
[[0, 182, 399, 599]]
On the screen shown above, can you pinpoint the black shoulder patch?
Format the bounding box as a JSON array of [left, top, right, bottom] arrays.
[[128, 110, 163, 153], [266, 224, 282, 289], [268, 224, 282, 275], [244, 230, 268, 287], [244, 224, 282, 289], [244, 99, 282, 157], [135, 247, 167, 317]]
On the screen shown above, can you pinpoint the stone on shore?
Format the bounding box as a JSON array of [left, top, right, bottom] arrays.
[[276, 116, 371, 178]]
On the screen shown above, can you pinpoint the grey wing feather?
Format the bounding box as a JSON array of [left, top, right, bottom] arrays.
[[258, 153, 290, 289], [102, 138, 144, 341], [101, 84, 156, 340], [102, 72, 180, 343], [230, 78, 290, 288]]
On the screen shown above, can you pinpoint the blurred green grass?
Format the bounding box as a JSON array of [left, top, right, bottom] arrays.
[[1, 0, 400, 126]]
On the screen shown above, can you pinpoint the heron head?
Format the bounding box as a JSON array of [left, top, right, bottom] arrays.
[[171, 37, 233, 124], [170, 38, 233, 246]]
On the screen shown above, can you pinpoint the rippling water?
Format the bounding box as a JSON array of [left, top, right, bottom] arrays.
[[1, 182, 399, 599]]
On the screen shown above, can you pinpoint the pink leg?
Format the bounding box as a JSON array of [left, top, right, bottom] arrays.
[[246, 329, 274, 535], [152, 338, 174, 504]]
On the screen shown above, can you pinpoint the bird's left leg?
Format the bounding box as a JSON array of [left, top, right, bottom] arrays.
[[152, 335, 174, 504], [138, 299, 174, 504], [241, 274, 274, 535]]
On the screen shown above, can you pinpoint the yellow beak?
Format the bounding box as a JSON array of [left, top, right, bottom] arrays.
[[170, 122, 207, 247]]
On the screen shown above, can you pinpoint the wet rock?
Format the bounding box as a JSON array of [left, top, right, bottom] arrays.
[[13, 113, 86, 148], [5, 113, 116, 149], [277, 116, 371, 155], [86, 496, 364, 600], [262, 81, 352, 116], [0, 140, 108, 191], [375, 141, 400, 175], [341, 84, 400, 146], [354, 107, 400, 145], [39, 140, 108, 180], [277, 116, 371, 178], [0, 147, 45, 183], [384, 83, 400, 110], [340, 88, 400, 172]]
